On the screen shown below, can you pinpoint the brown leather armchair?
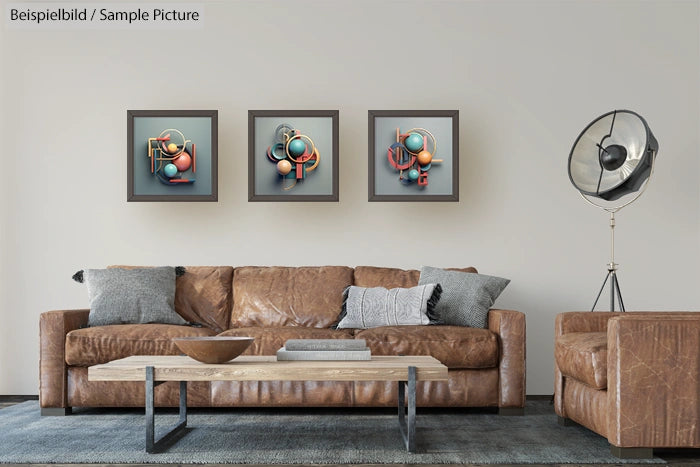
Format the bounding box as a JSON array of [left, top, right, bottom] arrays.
[[554, 312, 700, 458]]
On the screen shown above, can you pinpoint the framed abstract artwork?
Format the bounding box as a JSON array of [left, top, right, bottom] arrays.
[[368, 110, 459, 202], [248, 110, 339, 202], [127, 110, 218, 202]]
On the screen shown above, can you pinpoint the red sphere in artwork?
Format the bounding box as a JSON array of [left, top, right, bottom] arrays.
[[173, 153, 192, 172]]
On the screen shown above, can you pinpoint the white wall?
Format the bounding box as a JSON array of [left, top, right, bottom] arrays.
[[1, 0, 699, 395]]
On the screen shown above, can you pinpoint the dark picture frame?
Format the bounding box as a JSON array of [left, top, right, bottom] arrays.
[[127, 110, 218, 202], [248, 110, 339, 202], [368, 110, 459, 202]]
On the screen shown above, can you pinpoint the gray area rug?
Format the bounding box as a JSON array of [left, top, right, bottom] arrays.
[[0, 400, 664, 464]]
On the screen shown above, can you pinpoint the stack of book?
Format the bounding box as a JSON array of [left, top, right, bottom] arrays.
[[276, 339, 371, 361]]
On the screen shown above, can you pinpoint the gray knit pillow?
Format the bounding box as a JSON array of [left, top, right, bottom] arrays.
[[74, 267, 187, 326], [418, 266, 509, 328], [334, 283, 442, 330]]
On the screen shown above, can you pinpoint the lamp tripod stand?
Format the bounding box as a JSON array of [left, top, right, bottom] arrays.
[[591, 211, 625, 312], [581, 160, 655, 312]]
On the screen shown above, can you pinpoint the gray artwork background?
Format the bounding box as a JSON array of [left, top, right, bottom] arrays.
[[254, 117, 334, 196], [374, 117, 453, 196], [133, 117, 213, 196]]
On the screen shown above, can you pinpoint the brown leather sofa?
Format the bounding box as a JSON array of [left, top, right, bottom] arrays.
[[554, 311, 700, 458], [40, 266, 525, 414]]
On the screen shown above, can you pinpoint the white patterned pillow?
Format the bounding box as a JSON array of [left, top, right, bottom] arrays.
[[334, 284, 442, 330], [418, 266, 509, 328]]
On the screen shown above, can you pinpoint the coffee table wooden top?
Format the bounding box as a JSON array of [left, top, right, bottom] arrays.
[[88, 355, 448, 382]]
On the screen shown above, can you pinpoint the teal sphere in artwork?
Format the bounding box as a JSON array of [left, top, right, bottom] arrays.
[[163, 163, 178, 178], [288, 139, 306, 157], [405, 133, 424, 152], [408, 169, 420, 180]]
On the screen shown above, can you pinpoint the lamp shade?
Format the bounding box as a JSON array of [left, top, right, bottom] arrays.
[[568, 110, 658, 201]]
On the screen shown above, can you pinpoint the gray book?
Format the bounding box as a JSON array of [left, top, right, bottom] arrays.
[[276, 348, 371, 361], [284, 339, 367, 351]]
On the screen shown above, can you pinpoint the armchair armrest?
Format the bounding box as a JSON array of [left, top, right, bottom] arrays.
[[488, 309, 526, 408], [554, 312, 616, 414], [555, 311, 621, 336], [607, 313, 700, 448], [39, 309, 89, 408]]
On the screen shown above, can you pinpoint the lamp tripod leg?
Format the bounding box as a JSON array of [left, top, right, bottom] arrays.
[[610, 271, 615, 311], [612, 272, 625, 312], [591, 272, 611, 312]]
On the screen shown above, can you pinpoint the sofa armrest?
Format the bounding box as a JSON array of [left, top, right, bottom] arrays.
[[488, 309, 526, 408], [607, 313, 700, 448], [39, 309, 89, 408]]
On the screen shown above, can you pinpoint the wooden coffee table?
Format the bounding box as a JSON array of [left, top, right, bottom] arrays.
[[88, 355, 448, 453]]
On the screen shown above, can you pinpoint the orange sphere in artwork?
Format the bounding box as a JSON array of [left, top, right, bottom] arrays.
[[167, 143, 179, 154], [277, 160, 293, 175], [417, 150, 433, 166]]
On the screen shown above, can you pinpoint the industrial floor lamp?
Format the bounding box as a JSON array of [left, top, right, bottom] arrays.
[[567, 110, 659, 311]]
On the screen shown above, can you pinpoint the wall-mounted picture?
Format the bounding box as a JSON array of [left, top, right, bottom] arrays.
[[368, 110, 459, 202], [127, 110, 218, 202], [248, 110, 339, 202]]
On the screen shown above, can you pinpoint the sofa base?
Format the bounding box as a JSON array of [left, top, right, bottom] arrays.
[[498, 407, 524, 416], [610, 446, 654, 459], [41, 407, 71, 416], [63, 365, 508, 409]]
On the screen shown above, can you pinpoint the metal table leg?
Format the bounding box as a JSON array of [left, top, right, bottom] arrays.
[[397, 365, 417, 452], [145, 366, 187, 453]]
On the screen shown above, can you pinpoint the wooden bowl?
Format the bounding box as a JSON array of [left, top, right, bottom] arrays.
[[172, 336, 254, 364]]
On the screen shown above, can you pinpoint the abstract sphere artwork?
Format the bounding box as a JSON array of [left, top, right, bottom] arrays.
[[147, 128, 196, 185], [266, 123, 320, 190], [387, 127, 442, 187]]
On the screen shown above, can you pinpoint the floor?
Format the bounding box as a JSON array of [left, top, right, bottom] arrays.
[[1, 397, 699, 467]]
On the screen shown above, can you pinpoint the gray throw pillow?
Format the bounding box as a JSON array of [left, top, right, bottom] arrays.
[[418, 266, 509, 328], [334, 283, 442, 330], [75, 267, 187, 327]]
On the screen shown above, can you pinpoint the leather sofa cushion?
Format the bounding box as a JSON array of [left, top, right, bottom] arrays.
[[230, 266, 354, 328], [354, 267, 421, 289], [65, 324, 216, 366], [218, 327, 354, 355], [174, 266, 234, 333], [353, 266, 478, 289], [355, 325, 499, 369], [555, 332, 608, 389], [110, 265, 234, 333]]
